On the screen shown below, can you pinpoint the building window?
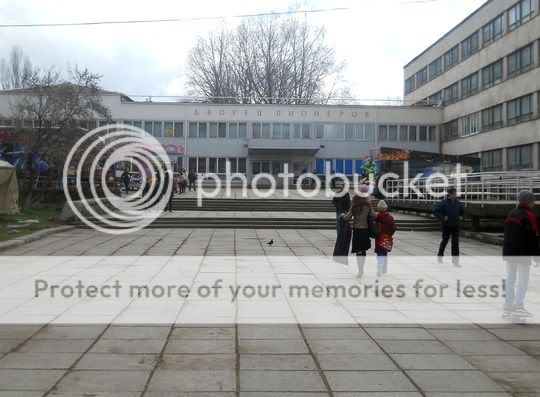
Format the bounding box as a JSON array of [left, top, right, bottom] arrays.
[[507, 94, 533, 124], [461, 72, 479, 98], [508, 144, 533, 170], [482, 59, 503, 89], [399, 126, 408, 141], [460, 113, 480, 137], [415, 68, 428, 87], [482, 149, 503, 171], [443, 45, 459, 70], [461, 31, 480, 60], [508, 0, 534, 31], [229, 122, 247, 139], [443, 120, 459, 141], [209, 123, 218, 138], [365, 124, 376, 141], [163, 122, 174, 137], [443, 83, 459, 105], [419, 126, 428, 141], [315, 124, 324, 139], [355, 124, 364, 141], [252, 123, 270, 139], [428, 91, 442, 105], [388, 125, 398, 141], [482, 14, 503, 46], [378, 125, 388, 141], [408, 125, 417, 141], [324, 124, 335, 140], [428, 126, 437, 142], [481, 104, 503, 130], [335, 124, 345, 140], [144, 121, 153, 136], [345, 124, 355, 140], [173, 122, 183, 137], [198, 123, 207, 138], [405, 76, 415, 94], [271, 123, 291, 139], [293, 123, 311, 139], [152, 121, 162, 137], [429, 58, 443, 80], [507, 43, 534, 78]]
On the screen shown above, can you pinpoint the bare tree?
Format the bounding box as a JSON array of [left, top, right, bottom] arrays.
[[7, 65, 111, 207], [186, 14, 352, 104], [0, 46, 34, 90]]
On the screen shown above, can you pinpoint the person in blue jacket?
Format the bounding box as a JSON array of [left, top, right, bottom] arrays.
[[433, 187, 464, 260]]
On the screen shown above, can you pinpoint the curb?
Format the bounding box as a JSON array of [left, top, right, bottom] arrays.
[[0, 225, 75, 253], [460, 230, 503, 246]]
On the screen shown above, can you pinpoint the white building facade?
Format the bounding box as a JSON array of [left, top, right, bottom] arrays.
[[404, 0, 540, 171], [0, 92, 443, 180]]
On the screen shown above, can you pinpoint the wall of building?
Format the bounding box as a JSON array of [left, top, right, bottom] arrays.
[[403, 0, 540, 170]]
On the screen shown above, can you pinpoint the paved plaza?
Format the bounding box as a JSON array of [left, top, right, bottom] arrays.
[[0, 227, 539, 395]]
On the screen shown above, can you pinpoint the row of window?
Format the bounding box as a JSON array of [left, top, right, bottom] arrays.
[[405, 0, 535, 94], [422, 39, 537, 106], [377, 125, 437, 142], [444, 92, 535, 141], [482, 144, 535, 171], [187, 157, 247, 174]]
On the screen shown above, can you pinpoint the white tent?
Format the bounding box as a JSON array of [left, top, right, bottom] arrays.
[[0, 160, 19, 214]]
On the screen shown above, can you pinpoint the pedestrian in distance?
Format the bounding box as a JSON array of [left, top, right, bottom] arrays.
[[121, 170, 130, 194], [433, 187, 464, 264], [332, 183, 351, 226], [502, 190, 540, 318], [162, 165, 174, 212], [342, 194, 376, 279], [188, 169, 197, 191], [375, 200, 396, 277]]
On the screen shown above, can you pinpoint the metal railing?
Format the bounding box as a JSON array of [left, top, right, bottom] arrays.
[[385, 171, 540, 207]]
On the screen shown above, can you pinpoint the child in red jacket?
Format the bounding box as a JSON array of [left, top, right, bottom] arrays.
[[375, 200, 397, 277]]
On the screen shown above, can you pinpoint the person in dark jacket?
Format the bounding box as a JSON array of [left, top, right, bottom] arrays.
[[188, 169, 197, 191], [433, 187, 464, 261], [502, 190, 540, 318], [121, 170, 130, 193], [332, 184, 351, 223]]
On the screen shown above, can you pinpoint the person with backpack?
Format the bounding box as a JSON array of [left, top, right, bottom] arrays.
[[502, 190, 540, 318], [375, 200, 396, 277], [342, 194, 376, 279]]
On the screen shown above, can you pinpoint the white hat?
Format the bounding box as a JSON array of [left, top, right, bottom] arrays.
[[377, 200, 388, 211]]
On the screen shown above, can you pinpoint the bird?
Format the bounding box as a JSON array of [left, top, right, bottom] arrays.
[[267, 239, 274, 246]]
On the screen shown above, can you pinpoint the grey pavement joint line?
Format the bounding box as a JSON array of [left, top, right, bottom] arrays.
[[255, 231, 334, 396], [140, 230, 215, 396]]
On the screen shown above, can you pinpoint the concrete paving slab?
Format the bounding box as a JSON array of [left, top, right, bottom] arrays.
[[390, 353, 476, 370], [54, 370, 149, 392], [0, 352, 79, 369], [0, 369, 64, 391], [316, 354, 398, 371], [240, 354, 317, 370], [325, 371, 417, 392], [160, 354, 236, 370], [406, 370, 505, 392], [74, 353, 158, 370], [166, 339, 235, 354], [240, 370, 327, 392], [147, 370, 236, 392]]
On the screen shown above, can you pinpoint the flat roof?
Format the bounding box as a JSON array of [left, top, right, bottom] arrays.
[[404, 0, 493, 69]]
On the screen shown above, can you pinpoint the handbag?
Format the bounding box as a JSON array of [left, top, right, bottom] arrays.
[[377, 233, 393, 253]]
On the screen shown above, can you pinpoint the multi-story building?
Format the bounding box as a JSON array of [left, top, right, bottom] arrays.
[[404, 0, 540, 171]]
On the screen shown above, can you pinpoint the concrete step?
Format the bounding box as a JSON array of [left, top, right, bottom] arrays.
[[73, 217, 441, 231]]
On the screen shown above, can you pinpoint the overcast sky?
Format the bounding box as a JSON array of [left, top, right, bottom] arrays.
[[0, 0, 487, 101]]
